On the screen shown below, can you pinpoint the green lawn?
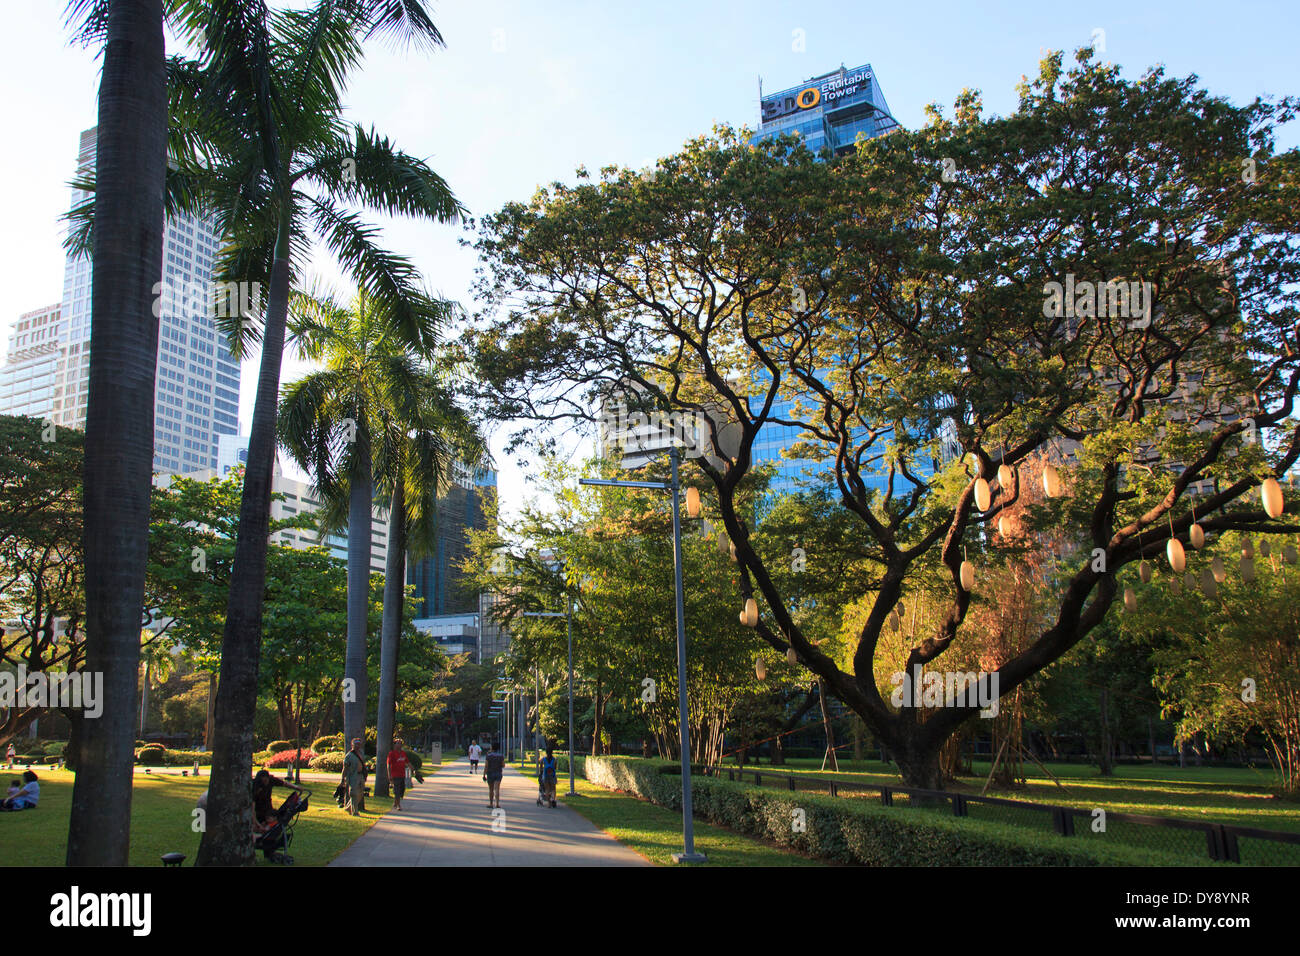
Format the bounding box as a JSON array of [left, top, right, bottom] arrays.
[[706, 756, 1300, 864], [514, 760, 822, 866], [0, 766, 387, 866]]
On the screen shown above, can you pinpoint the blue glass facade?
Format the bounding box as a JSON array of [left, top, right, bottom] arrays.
[[407, 467, 497, 617], [754, 63, 899, 157], [743, 65, 931, 500]]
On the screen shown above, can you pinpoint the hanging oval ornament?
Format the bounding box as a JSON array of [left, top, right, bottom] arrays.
[[998, 515, 1011, 538], [1242, 539, 1254, 560], [1184, 571, 1195, 591], [786, 646, 798, 665], [1211, 556, 1227, 584], [1262, 477, 1285, 519], [1166, 538, 1186, 573], [1240, 556, 1256, 583], [1169, 575, 1183, 596], [1189, 524, 1205, 549], [742, 598, 758, 627], [755, 658, 767, 680], [730, 541, 738, 562], [998, 463, 1014, 489], [974, 477, 992, 512], [1285, 544, 1298, 565], [1260, 539, 1271, 559], [960, 560, 975, 591], [717, 530, 730, 556], [1123, 587, 1137, 612], [1042, 464, 1062, 498], [1139, 560, 1152, 584], [889, 609, 900, 632], [1200, 567, 1218, 598]]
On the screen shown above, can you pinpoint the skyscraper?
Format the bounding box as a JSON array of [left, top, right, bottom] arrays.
[[406, 464, 497, 618], [24, 127, 242, 473], [0, 304, 62, 420]]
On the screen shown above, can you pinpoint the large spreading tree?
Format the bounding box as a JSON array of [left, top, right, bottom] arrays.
[[462, 52, 1300, 788]]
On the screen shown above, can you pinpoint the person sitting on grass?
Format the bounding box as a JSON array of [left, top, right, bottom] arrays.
[[6, 780, 19, 799], [2, 771, 39, 811]]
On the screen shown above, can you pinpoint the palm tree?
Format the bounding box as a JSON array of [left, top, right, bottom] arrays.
[[157, 0, 460, 866], [278, 290, 482, 797], [61, 0, 169, 868], [371, 366, 484, 796]]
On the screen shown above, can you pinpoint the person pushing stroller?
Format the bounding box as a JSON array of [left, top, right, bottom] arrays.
[[536, 747, 558, 808]]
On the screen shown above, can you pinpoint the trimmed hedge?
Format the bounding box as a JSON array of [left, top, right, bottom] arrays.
[[309, 751, 346, 773], [311, 734, 343, 753], [43, 741, 67, 756], [266, 740, 295, 754], [580, 756, 1193, 867]]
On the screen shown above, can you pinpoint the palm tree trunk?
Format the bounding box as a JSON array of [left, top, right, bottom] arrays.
[[374, 479, 407, 798], [196, 216, 293, 866], [67, 0, 167, 867], [343, 444, 373, 752]]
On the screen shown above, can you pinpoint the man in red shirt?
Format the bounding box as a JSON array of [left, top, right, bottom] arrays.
[[386, 739, 410, 810]]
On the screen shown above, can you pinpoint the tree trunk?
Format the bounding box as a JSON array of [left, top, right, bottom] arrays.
[[1099, 688, 1113, 776], [67, 0, 167, 868], [196, 215, 293, 867], [591, 672, 602, 756], [817, 678, 839, 770], [374, 480, 406, 799], [204, 672, 217, 750], [343, 444, 373, 755], [1147, 716, 1158, 765]]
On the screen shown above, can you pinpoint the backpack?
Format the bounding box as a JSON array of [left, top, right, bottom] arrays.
[[541, 757, 557, 782]]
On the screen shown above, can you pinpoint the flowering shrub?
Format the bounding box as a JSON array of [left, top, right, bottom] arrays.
[[264, 747, 316, 769]]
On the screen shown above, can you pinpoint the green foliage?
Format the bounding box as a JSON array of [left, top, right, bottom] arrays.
[[311, 734, 344, 753], [582, 756, 1191, 866], [308, 751, 347, 773], [266, 740, 295, 754]]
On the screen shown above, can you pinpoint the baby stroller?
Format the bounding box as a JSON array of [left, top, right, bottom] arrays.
[[255, 787, 311, 865]]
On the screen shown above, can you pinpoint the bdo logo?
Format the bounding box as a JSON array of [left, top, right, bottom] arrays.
[[796, 87, 820, 109]]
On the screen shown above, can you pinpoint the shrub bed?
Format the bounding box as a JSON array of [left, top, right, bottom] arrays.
[[266, 740, 295, 754], [309, 751, 346, 773], [264, 748, 316, 769], [580, 756, 1192, 867], [311, 734, 343, 753]]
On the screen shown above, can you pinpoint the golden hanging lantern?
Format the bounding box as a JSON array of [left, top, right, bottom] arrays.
[[1241, 556, 1256, 583], [786, 646, 798, 665], [1042, 463, 1062, 498], [1200, 567, 1218, 598], [755, 658, 767, 680], [960, 560, 975, 591], [974, 477, 992, 512], [741, 598, 758, 627], [1211, 556, 1226, 584], [998, 463, 1014, 489], [685, 486, 701, 519], [1138, 560, 1152, 584], [1262, 478, 1285, 519], [1123, 587, 1136, 612], [1167, 538, 1186, 573], [1189, 523, 1205, 549], [998, 515, 1011, 538]]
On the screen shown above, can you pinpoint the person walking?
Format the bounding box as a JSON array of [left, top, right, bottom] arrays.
[[342, 737, 367, 816], [538, 747, 558, 808], [483, 740, 504, 809], [468, 740, 482, 775], [4, 743, 14, 769], [386, 738, 410, 811]]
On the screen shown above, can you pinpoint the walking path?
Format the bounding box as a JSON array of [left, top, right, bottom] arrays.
[[329, 756, 650, 867]]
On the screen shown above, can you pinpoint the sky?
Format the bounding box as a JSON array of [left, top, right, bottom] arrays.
[[2, 0, 1297, 514]]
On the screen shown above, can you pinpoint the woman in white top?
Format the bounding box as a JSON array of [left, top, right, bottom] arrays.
[[2, 770, 38, 810]]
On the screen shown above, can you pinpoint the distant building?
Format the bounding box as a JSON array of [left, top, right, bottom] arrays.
[[406, 465, 496, 618], [1, 127, 241, 475]]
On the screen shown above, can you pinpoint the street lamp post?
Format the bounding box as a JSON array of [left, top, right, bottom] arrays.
[[522, 596, 577, 795], [580, 445, 706, 863]]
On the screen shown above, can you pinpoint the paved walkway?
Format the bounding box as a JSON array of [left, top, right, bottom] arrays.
[[329, 756, 650, 867]]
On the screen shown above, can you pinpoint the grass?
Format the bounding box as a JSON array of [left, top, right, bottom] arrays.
[[708, 756, 1300, 865], [513, 759, 822, 866], [0, 765, 392, 866]]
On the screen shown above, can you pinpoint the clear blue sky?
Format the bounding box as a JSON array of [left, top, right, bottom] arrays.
[[3, 0, 1297, 508]]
